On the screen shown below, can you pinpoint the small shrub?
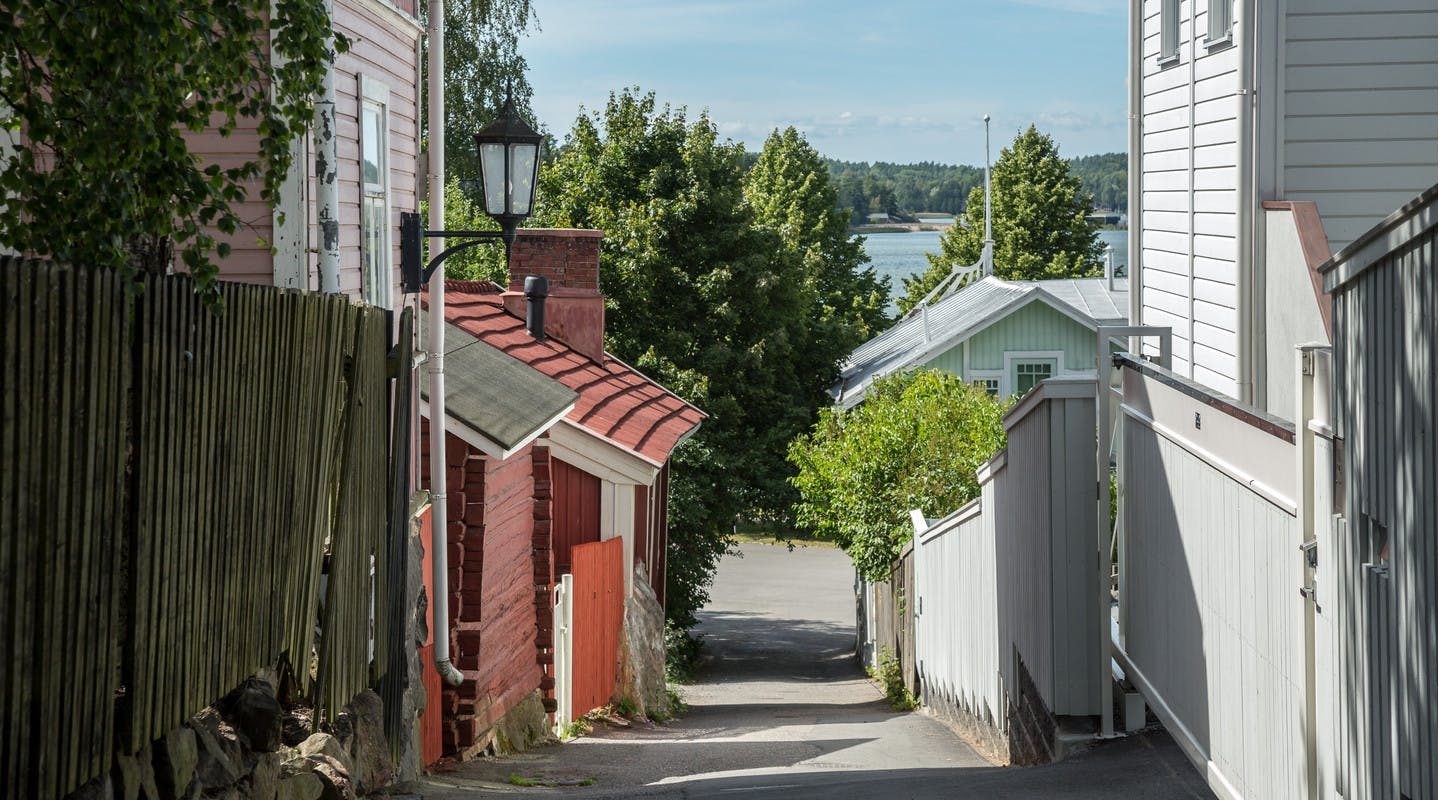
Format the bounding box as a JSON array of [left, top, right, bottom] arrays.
[[614, 697, 639, 718], [869, 647, 917, 711], [665, 621, 703, 683]]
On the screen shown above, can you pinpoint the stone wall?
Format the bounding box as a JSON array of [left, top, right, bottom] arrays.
[[67, 677, 398, 800], [918, 653, 1058, 766], [616, 563, 667, 719], [1005, 654, 1058, 765]]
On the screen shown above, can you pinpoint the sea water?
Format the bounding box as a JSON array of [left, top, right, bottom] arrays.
[[858, 223, 1129, 311]]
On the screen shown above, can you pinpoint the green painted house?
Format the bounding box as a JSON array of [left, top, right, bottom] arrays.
[[832, 275, 1128, 408]]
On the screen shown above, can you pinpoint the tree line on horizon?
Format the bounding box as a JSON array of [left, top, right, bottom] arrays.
[[820, 151, 1126, 226]]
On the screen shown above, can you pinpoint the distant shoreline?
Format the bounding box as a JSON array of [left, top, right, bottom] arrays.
[[851, 222, 953, 234]]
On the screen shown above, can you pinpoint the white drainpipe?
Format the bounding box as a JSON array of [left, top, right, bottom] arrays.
[[426, 0, 462, 688], [1235, 0, 1258, 405], [1127, 0, 1142, 336], [314, 0, 340, 294]]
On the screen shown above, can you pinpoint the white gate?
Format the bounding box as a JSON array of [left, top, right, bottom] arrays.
[[551, 573, 574, 734]]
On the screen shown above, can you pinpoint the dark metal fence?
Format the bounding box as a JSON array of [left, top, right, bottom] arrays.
[[0, 258, 412, 800]]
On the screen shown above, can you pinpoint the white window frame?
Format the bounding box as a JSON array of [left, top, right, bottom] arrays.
[[1205, 0, 1232, 47], [1002, 350, 1065, 398], [1158, 0, 1181, 65], [359, 75, 393, 310], [965, 369, 1005, 398]]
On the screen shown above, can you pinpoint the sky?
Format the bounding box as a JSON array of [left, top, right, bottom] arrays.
[[522, 0, 1128, 166]]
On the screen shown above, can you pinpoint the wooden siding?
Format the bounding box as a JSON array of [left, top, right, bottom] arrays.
[[1326, 193, 1436, 800], [1280, 0, 1438, 252], [552, 459, 601, 577], [937, 299, 1097, 373], [453, 444, 542, 743], [912, 379, 1099, 756], [1118, 361, 1306, 800], [1140, 0, 1242, 396], [189, 0, 421, 303], [570, 538, 624, 717], [326, 0, 421, 302]]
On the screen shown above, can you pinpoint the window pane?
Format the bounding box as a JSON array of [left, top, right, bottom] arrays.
[[362, 104, 382, 189], [362, 196, 388, 307], [1013, 361, 1054, 396], [1208, 0, 1230, 41], [480, 143, 506, 215], [508, 143, 538, 215], [1161, 0, 1180, 60]]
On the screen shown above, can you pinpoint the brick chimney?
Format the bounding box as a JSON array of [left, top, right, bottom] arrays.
[[502, 229, 606, 362]]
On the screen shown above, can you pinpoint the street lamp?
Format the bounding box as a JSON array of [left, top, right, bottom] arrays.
[[475, 89, 543, 245], [401, 86, 543, 293]]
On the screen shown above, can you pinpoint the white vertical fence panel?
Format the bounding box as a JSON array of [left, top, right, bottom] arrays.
[[912, 378, 1099, 743], [915, 496, 1003, 729], [1117, 359, 1306, 800]]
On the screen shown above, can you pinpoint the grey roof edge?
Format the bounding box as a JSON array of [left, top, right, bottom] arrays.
[[1318, 185, 1437, 290], [421, 320, 580, 453]]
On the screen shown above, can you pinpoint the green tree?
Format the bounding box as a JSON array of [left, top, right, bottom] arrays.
[[899, 126, 1104, 311], [0, 1, 342, 303], [788, 370, 1008, 580], [536, 91, 884, 627], [423, 0, 539, 190], [743, 126, 891, 422]]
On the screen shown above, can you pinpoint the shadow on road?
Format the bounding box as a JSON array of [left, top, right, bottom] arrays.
[[574, 730, 1214, 800], [692, 609, 860, 683]]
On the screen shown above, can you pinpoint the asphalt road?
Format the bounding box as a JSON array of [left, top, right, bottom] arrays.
[[420, 542, 1212, 799]]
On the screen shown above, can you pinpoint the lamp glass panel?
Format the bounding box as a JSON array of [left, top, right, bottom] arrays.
[[480, 143, 506, 215], [508, 143, 538, 215]]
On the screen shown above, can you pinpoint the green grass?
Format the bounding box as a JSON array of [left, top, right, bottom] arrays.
[[507, 774, 596, 788], [730, 522, 836, 550]]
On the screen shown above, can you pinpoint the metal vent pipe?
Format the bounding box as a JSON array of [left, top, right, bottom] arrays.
[[524, 275, 548, 341]]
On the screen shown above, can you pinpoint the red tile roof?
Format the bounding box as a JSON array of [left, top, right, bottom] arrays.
[[439, 281, 706, 467]]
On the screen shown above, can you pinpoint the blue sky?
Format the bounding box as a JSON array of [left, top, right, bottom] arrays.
[[523, 0, 1128, 165]]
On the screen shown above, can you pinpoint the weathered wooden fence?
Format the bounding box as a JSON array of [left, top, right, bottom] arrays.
[[0, 258, 411, 800], [856, 545, 916, 695], [911, 377, 1099, 763]]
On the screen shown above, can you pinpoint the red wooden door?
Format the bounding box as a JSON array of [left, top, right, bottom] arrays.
[[552, 459, 601, 577], [570, 538, 624, 716]]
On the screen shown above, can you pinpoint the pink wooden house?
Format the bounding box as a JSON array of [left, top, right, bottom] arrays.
[[189, 0, 422, 306]]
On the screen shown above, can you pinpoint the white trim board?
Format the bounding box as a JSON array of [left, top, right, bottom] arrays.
[[543, 420, 659, 486]]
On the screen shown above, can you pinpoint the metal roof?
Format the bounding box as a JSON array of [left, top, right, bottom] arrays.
[[831, 275, 1128, 409], [420, 312, 579, 454], [1032, 277, 1128, 325]]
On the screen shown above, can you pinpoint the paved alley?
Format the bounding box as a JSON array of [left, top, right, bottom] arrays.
[[420, 543, 1212, 799]]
